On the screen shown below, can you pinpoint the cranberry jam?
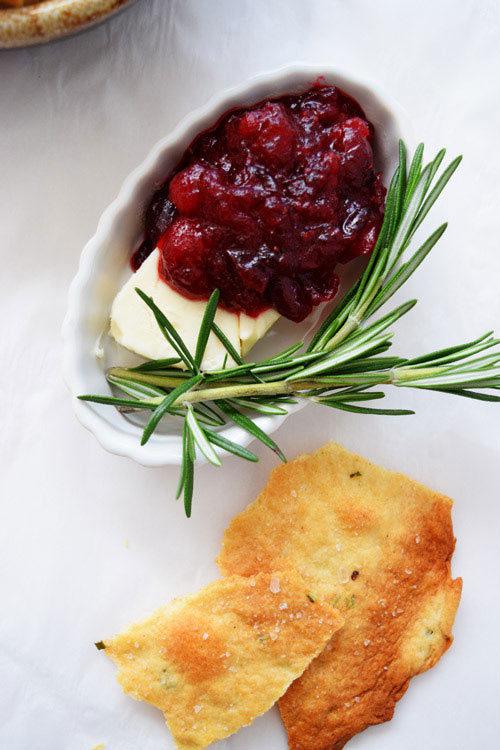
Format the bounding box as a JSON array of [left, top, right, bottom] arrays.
[[133, 83, 386, 323]]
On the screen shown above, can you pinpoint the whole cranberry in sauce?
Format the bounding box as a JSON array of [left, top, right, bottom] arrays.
[[132, 83, 386, 323]]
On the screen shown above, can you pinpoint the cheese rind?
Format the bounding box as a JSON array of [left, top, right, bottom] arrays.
[[110, 249, 280, 369]]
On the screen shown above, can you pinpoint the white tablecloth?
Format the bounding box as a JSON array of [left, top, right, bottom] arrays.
[[1, 1, 499, 748]]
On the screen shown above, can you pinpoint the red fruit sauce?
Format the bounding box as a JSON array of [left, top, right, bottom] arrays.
[[132, 83, 385, 323]]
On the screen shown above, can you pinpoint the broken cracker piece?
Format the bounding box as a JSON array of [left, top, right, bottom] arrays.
[[101, 572, 343, 750], [218, 442, 462, 750]]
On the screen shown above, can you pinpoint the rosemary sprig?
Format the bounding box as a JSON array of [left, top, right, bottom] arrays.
[[79, 143, 500, 515]]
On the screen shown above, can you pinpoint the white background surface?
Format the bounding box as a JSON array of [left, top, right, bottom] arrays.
[[1, 1, 499, 748]]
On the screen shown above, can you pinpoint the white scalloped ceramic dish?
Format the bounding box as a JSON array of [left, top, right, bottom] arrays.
[[63, 63, 412, 467]]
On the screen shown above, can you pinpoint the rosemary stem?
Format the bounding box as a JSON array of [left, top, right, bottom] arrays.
[[109, 367, 264, 390], [172, 380, 323, 406], [391, 366, 445, 382], [321, 270, 387, 353], [321, 316, 359, 352], [109, 368, 187, 388]]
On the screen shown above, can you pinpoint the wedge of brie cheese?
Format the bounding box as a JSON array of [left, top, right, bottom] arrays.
[[110, 249, 280, 370]]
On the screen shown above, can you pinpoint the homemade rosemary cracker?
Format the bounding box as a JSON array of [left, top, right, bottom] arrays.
[[218, 442, 462, 750], [100, 572, 343, 750]]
